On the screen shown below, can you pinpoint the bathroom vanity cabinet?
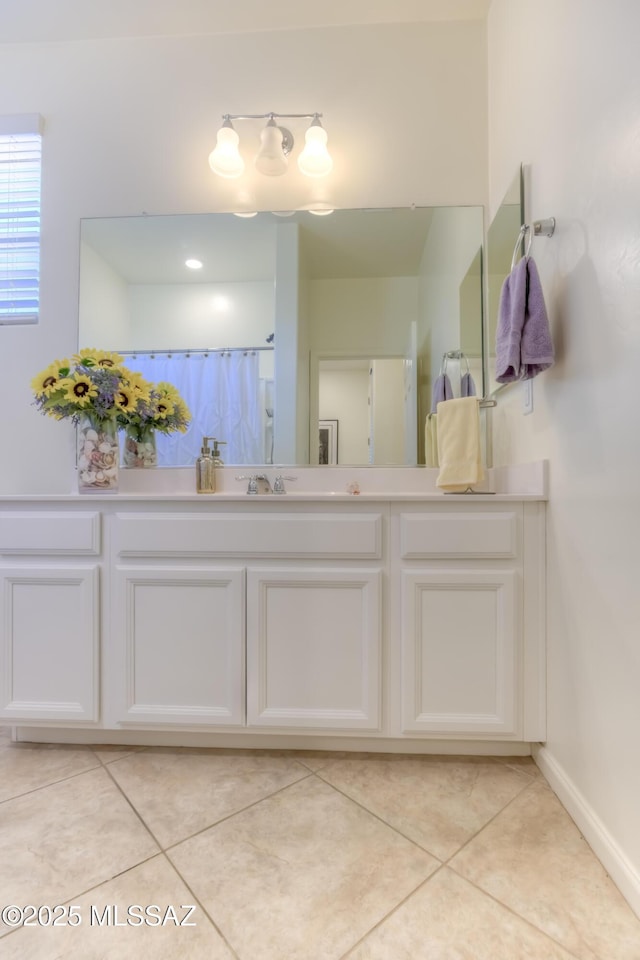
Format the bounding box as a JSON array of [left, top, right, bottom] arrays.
[[0, 484, 546, 752]]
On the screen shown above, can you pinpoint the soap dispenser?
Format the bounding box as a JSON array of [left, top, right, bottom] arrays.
[[196, 436, 216, 493], [211, 439, 226, 467]]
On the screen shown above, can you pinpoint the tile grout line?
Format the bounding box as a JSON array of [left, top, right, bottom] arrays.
[[162, 767, 317, 853], [0, 750, 103, 807], [442, 778, 586, 960], [98, 759, 245, 957], [158, 852, 244, 960], [337, 863, 450, 960]]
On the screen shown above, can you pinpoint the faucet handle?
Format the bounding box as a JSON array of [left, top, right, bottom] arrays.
[[235, 474, 259, 495], [273, 475, 297, 494]]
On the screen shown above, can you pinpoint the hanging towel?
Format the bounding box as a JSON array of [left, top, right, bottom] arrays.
[[430, 373, 453, 414], [460, 371, 477, 397], [495, 256, 554, 382], [436, 397, 484, 492], [425, 413, 438, 467]]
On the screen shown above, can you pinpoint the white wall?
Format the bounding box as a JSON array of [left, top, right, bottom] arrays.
[[309, 277, 419, 355], [488, 0, 640, 913], [78, 241, 130, 346], [319, 367, 369, 464], [0, 18, 486, 492]]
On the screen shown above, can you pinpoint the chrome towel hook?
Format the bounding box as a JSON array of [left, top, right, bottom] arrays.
[[511, 217, 555, 270]]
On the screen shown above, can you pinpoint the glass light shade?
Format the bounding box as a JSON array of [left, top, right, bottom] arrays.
[[298, 123, 333, 178], [255, 120, 288, 176], [208, 125, 245, 178]]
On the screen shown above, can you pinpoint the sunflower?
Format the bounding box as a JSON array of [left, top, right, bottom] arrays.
[[60, 375, 99, 407], [156, 381, 181, 401], [172, 399, 191, 431], [72, 348, 124, 369], [114, 386, 136, 412], [125, 371, 152, 399], [31, 361, 68, 396], [154, 397, 175, 420]]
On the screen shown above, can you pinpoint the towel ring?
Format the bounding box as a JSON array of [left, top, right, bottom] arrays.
[[440, 349, 470, 377], [511, 217, 556, 271]]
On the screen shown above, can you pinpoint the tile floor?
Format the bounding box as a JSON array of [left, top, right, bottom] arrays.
[[0, 728, 639, 959]]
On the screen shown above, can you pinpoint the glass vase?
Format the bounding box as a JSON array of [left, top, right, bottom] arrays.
[[122, 423, 157, 468], [76, 415, 120, 494]]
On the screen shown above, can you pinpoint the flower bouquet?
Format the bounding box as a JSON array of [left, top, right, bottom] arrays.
[[119, 381, 191, 468], [30, 348, 189, 488]]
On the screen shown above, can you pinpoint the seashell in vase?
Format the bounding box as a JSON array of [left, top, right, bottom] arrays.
[[76, 415, 119, 494]]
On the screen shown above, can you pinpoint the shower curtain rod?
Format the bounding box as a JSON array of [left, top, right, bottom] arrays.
[[120, 346, 273, 357]]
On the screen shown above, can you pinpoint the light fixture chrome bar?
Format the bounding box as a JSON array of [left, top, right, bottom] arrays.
[[222, 112, 322, 122]]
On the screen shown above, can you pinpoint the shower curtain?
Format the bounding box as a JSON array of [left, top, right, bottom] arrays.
[[125, 351, 263, 465]]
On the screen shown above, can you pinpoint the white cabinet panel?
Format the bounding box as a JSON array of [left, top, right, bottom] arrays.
[[401, 569, 518, 736], [247, 568, 381, 730], [115, 512, 382, 559], [0, 565, 99, 722], [400, 511, 518, 558], [112, 566, 244, 726], [0, 511, 100, 555]]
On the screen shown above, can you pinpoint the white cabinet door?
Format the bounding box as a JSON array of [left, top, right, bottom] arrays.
[[401, 569, 519, 736], [246, 567, 381, 730], [0, 565, 99, 723], [110, 566, 244, 726]]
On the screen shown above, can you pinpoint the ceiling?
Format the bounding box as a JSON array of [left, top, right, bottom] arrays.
[[80, 207, 440, 284], [0, 0, 491, 44]]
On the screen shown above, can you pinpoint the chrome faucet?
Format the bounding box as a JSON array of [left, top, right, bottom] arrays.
[[273, 475, 297, 494], [254, 474, 273, 494], [235, 474, 273, 494]]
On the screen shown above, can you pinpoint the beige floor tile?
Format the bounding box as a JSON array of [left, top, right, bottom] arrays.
[[91, 744, 148, 764], [450, 781, 640, 960], [0, 738, 100, 802], [0, 854, 237, 959], [317, 754, 532, 860], [0, 767, 158, 937], [496, 755, 547, 780], [347, 866, 578, 959], [108, 748, 311, 848], [169, 774, 439, 960]]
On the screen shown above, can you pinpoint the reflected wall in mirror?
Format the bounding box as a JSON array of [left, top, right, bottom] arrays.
[[486, 166, 524, 395], [79, 206, 484, 467]]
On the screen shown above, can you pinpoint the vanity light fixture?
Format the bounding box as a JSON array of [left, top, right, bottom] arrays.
[[209, 113, 332, 179]]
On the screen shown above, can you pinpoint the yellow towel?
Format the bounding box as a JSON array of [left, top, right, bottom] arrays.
[[436, 397, 484, 492], [425, 414, 438, 467]]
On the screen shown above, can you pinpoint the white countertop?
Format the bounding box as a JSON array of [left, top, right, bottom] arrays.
[[0, 462, 548, 502]]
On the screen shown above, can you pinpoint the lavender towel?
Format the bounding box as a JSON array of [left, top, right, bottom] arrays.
[[431, 373, 453, 414], [461, 371, 476, 397], [495, 256, 554, 382]]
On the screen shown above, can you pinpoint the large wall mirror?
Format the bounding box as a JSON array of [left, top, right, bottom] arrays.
[[486, 167, 524, 396], [79, 205, 484, 467]]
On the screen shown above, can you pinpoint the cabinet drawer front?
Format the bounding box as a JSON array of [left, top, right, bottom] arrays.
[[0, 512, 100, 555], [400, 511, 518, 559], [115, 512, 382, 559]]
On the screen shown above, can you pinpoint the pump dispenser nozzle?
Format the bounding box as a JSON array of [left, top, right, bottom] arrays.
[[211, 439, 226, 465]]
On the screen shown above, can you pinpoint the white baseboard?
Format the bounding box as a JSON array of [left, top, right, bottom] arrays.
[[534, 744, 640, 919]]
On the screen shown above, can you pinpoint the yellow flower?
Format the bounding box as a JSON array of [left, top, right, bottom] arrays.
[[72, 348, 124, 369], [60, 375, 98, 407], [114, 386, 136, 411], [31, 361, 68, 396], [156, 381, 180, 401], [125, 372, 152, 399], [154, 398, 175, 420]]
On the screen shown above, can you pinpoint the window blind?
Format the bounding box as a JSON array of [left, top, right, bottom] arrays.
[[0, 122, 42, 325]]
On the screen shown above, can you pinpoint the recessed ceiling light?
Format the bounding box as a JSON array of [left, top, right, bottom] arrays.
[[185, 258, 203, 269]]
